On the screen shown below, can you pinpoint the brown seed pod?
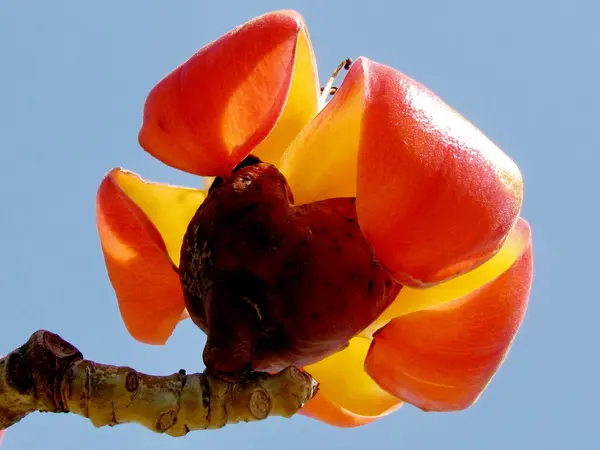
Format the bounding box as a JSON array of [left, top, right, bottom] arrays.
[[179, 157, 401, 377]]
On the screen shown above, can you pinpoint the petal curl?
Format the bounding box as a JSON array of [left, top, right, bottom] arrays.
[[362, 217, 530, 336], [365, 219, 533, 412], [301, 337, 402, 427], [96, 169, 193, 344], [139, 10, 319, 177], [281, 57, 522, 287]]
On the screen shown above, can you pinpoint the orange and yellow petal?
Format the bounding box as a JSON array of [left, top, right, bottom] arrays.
[[251, 17, 320, 165], [96, 169, 193, 345], [139, 10, 319, 177], [281, 57, 522, 287], [365, 219, 533, 412], [279, 58, 364, 203], [301, 391, 397, 428], [111, 169, 206, 265], [362, 216, 532, 336], [300, 337, 402, 427]]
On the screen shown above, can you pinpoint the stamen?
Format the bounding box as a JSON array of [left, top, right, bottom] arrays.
[[318, 58, 352, 110]]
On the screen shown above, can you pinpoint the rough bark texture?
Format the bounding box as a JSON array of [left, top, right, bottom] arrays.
[[0, 330, 317, 436]]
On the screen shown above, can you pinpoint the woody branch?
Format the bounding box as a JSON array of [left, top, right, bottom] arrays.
[[0, 330, 317, 436]]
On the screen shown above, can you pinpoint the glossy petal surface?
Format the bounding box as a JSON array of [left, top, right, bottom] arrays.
[[139, 11, 318, 177], [96, 169, 187, 344], [365, 219, 533, 411], [282, 57, 522, 287], [301, 337, 402, 427], [362, 217, 531, 336]]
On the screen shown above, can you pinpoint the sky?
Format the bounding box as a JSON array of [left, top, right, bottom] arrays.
[[0, 0, 598, 449]]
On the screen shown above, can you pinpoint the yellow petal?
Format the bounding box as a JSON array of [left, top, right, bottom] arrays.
[[252, 25, 320, 165], [278, 60, 364, 203], [305, 337, 402, 417], [113, 169, 206, 265]]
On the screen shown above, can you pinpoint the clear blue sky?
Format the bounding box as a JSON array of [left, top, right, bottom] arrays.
[[1, 1, 598, 449]]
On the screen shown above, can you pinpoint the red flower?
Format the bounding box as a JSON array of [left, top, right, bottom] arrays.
[[96, 10, 533, 427]]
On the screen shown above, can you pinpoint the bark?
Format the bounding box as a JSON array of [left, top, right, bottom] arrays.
[[0, 330, 317, 436]]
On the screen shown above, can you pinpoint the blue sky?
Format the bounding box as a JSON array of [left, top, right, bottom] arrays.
[[1, 0, 598, 449]]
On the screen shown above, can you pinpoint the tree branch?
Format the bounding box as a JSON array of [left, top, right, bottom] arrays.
[[0, 330, 317, 435]]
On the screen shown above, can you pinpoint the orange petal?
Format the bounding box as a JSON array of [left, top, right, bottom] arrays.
[[281, 57, 523, 287], [139, 10, 318, 177], [300, 392, 390, 428], [356, 59, 523, 286], [365, 219, 533, 412], [301, 338, 402, 427], [362, 216, 530, 336], [96, 169, 188, 344]]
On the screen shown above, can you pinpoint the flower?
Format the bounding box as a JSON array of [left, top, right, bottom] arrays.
[[96, 10, 533, 427]]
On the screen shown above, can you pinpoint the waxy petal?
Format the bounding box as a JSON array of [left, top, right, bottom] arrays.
[[303, 338, 402, 423], [139, 11, 319, 177], [362, 217, 530, 336], [96, 169, 191, 344], [281, 57, 522, 287], [365, 219, 533, 411]]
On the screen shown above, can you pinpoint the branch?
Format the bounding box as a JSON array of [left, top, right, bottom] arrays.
[[0, 330, 317, 436]]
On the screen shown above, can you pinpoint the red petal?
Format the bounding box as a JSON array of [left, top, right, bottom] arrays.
[[281, 57, 523, 287], [355, 58, 523, 286], [96, 169, 186, 344], [365, 219, 533, 411], [139, 11, 317, 177]]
